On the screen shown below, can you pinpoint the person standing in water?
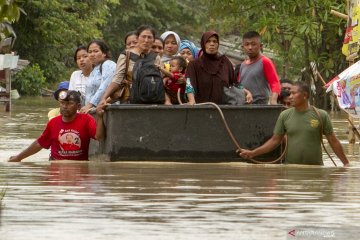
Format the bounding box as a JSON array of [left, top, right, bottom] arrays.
[[9, 90, 104, 161], [239, 81, 350, 166]]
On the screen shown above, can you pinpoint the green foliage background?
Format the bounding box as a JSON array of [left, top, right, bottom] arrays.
[[12, 0, 110, 86], [104, 0, 203, 58], [12, 63, 46, 95], [3, 0, 351, 107], [199, 0, 349, 107], [11, 0, 203, 90]]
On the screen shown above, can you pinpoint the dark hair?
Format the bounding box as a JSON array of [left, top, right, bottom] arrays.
[[136, 25, 156, 38], [172, 56, 187, 73], [294, 81, 310, 97], [87, 40, 112, 59], [154, 36, 164, 46], [280, 89, 290, 98], [278, 89, 291, 104], [66, 90, 81, 103], [280, 78, 294, 85], [243, 31, 261, 40], [74, 46, 87, 63], [124, 31, 137, 45]]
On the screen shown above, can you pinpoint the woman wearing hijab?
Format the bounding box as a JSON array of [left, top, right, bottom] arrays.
[[179, 40, 199, 63], [160, 31, 181, 64], [185, 31, 235, 104]]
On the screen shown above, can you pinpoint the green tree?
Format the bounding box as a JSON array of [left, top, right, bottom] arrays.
[[202, 0, 348, 108], [12, 0, 116, 85], [12, 63, 46, 95], [0, 0, 23, 22], [103, 0, 203, 58], [12, 0, 203, 88], [0, 0, 25, 53]]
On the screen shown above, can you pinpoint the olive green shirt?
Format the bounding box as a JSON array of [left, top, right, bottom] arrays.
[[274, 107, 333, 165]]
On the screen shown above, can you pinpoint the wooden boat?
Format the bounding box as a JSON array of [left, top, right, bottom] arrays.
[[40, 88, 54, 97], [89, 104, 284, 162]]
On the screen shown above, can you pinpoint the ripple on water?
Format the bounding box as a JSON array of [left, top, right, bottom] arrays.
[[1, 100, 360, 239]]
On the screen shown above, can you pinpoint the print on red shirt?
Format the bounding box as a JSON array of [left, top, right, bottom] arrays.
[[58, 129, 82, 156]]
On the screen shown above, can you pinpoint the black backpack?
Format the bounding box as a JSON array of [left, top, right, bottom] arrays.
[[130, 52, 165, 104]]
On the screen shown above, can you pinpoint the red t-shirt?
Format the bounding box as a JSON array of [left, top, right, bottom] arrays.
[[165, 72, 185, 94], [37, 113, 97, 160], [238, 55, 280, 94]]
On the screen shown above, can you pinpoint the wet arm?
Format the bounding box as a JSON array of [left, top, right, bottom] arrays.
[[9, 140, 43, 162], [240, 134, 284, 159], [326, 133, 350, 166]]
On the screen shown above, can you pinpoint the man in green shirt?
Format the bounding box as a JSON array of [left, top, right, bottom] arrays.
[[239, 81, 350, 166]]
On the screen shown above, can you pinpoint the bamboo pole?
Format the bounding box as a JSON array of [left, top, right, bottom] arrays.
[[316, 72, 327, 86], [330, 9, 348, 20]]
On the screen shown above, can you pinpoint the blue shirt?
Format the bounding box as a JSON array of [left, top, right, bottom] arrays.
[[85, 59, 116, 106]]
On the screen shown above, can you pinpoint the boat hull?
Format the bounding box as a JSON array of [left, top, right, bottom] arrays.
[[89, 104, 284, 162]]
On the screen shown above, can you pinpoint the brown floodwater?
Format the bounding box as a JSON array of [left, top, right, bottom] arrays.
[[0, 97, 359, 240]]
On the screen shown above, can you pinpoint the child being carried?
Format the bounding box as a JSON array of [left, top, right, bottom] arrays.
[[158, 56, 195, 105]]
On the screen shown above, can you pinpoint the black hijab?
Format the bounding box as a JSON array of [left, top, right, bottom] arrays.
[[199, 31, 226, 75]]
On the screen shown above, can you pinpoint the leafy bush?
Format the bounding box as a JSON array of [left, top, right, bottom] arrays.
[[12, 64, 46, 96]]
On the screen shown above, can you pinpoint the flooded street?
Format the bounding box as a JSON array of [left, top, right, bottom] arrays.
[[0, 98, 360, 239]]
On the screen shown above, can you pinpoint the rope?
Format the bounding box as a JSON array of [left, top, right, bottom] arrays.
[[177, 90, 286, 164], [347, 116, 360, 140], [312, 106, 337, 166]]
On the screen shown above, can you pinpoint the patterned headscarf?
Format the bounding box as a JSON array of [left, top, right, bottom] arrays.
[[179, 40, 199, 59]]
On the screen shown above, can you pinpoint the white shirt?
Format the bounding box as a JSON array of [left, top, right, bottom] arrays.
[[69, 70, 88, 97]]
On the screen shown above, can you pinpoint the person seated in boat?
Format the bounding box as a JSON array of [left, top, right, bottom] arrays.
[[277, 79, 293, 108], [151, 37, 164, 57], [179, 40, 199, 63], [278, 89, 291, 108], [238, 31, 281, 104], [280, 78, 293, 92], [48, 81, 70, 120], [80, 40, 116, 114], [160, 31, 181, 70], [69, 46, 93, 106], [157, 56, 195, 105], [124, 31, 138, 50], [186, 31, 252, 104], [96, 25, 161, 107], [238, 81, 350, 166], [9, 90, 104, 162]]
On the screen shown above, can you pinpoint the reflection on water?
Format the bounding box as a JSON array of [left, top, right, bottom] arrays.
[[1, 162, 360, 240], [1, 97, 56, 160], [0, 98, 360, 239]]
